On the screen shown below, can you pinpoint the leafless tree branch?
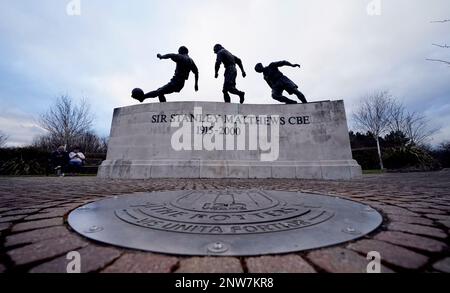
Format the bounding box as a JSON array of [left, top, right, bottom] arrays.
[[353, 91, 395, 169], [429, 19, 450, 67], [388, 101, 440, 146], [426, 58, 450, 65], [353, 91, 394, 138], [430, 19, 450, 23], [37, 95, 94, 149], [432, 43, 450, 49], [403, 112, 440, 146]]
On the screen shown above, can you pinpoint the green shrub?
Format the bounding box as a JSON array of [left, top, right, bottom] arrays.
[[0, 148, 106, 176], [352, 149, 380, 170], [0, 147, 49, 175], [383, 146, 441, 171], [431, 142, 450, 168]]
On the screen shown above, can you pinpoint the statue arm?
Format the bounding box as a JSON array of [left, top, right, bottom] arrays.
[[192, 62, 199, 91], [215, 56, 221, 78], [157, 53, 179, 61], [235, 57, 246, 77], [273, 61, 301, 68]]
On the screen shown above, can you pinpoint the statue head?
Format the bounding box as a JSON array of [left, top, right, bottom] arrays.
[[255, 63, 264, 73], [178, 46, 189, 55], [213, 44, 223, 54]]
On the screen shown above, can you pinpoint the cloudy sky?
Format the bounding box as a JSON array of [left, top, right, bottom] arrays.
[[0, 0, 449, 146]]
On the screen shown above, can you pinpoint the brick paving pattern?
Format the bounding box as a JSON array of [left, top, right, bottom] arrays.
[[0, 170, 449, 273]]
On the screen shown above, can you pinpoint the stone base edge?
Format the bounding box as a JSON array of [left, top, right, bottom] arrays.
[[97, 160, 362, 180]]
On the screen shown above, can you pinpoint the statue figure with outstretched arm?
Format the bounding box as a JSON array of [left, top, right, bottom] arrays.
[[214, 44, 246, 104], [132, 46, 199, 103], [255, 61, 307, 104]]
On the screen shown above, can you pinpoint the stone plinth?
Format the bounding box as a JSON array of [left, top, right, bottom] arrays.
[[98, 101, 362, 180]]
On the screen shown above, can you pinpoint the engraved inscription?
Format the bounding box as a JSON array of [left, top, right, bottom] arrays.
[[115, 190, 334, 235]]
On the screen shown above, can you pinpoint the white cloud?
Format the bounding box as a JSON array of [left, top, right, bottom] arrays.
[[0, 109, 46, 147]]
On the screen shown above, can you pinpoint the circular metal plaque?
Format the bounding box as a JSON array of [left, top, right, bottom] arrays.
[[68, 190, 382, 256]]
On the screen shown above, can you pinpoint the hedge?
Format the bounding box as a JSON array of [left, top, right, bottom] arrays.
[[0, 148, 106, 176]]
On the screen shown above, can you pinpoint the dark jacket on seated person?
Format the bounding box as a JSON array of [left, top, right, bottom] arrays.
[[50, 147, 69, 169]]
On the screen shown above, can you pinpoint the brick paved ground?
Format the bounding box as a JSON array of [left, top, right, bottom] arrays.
[[0, 170, 449, 273]]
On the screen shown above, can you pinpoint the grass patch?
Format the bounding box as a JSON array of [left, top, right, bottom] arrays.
[[363, 169, 385, 175]]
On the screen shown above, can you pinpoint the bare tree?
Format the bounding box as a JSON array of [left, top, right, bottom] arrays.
[[427, 19, 449, 66], [32, 134, 56, 152], [353, 91, 394, 170], [99, 136, 109, 153], [38, 95, 94, 149], [403, 112, 439, 146], [72, 131, 107, 153], [388, 101, 406, 134], [0, 131, 8, 148], [388, 102, 439, 146], [33, 130, 108, 154]]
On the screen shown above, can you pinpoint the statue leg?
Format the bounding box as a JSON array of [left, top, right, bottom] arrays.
[[272, 88, 297, 104], [143, 90, 159, 100], [145, 90, 168, 102], [273, 95, 297, 104], [145, 79, 183, 103], [293, 89, 307, 103], [223, 68, 244, 103], [228, 87, 245, 104], [223, 89, 231, 103]]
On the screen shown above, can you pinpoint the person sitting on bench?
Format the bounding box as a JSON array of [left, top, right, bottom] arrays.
[[69, 147, 85, 173], [50, 145, 69, 176]]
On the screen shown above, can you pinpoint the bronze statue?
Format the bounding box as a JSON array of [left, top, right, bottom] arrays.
[[132, 46, 199, 103], [255, 61, 307, 104], [214, 44, 246, 104]]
